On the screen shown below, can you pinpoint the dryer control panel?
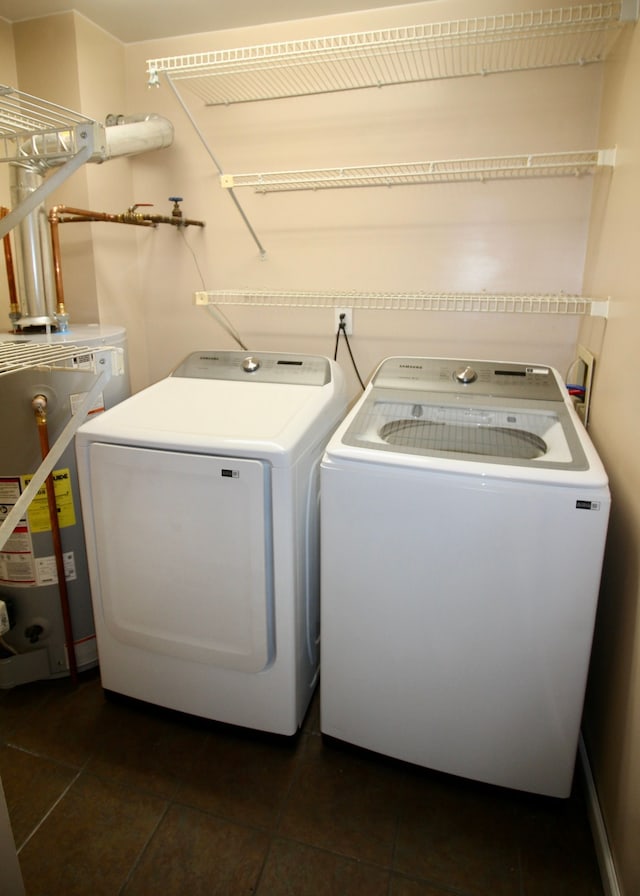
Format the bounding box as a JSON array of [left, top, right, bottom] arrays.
[[372, 357, 565, 401], [172, 351, 332, 386]]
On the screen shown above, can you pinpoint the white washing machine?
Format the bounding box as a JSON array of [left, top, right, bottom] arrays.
[[320, 357, 610, 797], [75, 350, 346, 734]]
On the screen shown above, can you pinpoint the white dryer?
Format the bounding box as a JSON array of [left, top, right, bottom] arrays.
[[320, 357, 610, 797], [76, 350, 346, 734]]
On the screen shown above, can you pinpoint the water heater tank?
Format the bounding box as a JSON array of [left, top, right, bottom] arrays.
[[0, 324, 129, 687]]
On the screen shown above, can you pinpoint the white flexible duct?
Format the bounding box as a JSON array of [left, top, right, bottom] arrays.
[[98, 114, 174, 162]]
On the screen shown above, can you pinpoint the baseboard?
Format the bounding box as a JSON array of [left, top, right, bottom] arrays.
[[579, 734, 622, 896]]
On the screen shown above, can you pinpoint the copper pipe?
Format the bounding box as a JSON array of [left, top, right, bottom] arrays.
[[48, 210, 66, 319], [48, 205, 156, 318], [31, 394, 78, 686], [48, 205, 157, 227], [0, 206, 20, 318], [46, 202, 205, 320]]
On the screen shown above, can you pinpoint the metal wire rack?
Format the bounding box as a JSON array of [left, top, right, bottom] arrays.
[[147, 3, 634, 105], [145, 4, 634, 249], [0, 85, 106, 243], [0, 84, 103, 167], [220, 149, 616, 192], [195, 289, 609, 316], [0, 341, 122, 553], [0, 341, 99, 376]]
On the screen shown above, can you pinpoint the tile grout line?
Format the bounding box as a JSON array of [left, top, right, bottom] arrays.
[[118, 802, 171, 896], [16, 765, 84, 853]]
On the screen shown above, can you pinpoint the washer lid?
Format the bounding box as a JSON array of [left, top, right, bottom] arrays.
[[342, 393, 589, 471]]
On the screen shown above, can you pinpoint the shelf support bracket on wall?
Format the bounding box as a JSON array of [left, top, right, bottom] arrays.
[[163, 73, 266, 257]]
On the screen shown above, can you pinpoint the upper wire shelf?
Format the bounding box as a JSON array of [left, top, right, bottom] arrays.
[[195, 289, 609, 317], [147, 3, 635, 105], [0, 84, 103, 167]]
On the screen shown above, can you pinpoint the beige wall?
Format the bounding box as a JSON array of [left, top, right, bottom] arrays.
[[2, 2, 606, 395], [116, 0, 602, 392], [581, 18, 640, 896], [3, 3, 637, 890]]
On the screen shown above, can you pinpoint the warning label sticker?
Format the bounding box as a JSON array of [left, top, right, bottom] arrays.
[[0, 476, 35, 584], [35, 551, 77, 586], [0, 470, 77, 585], [21, 468, 76, 533], [70, 391, 105, 416]]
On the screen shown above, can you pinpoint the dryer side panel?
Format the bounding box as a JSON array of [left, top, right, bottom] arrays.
[[86, 443, 273, 673]]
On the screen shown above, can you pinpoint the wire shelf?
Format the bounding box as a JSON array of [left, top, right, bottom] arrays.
[[196, 289, 608, 316], [221, 148, 615, 192], [0, 341, 121, 553], [0, 84, 103, 166], [0, 341, 116, 377], [147, 3, 632, 105]]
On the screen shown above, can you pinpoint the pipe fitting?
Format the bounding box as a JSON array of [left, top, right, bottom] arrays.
[[31, 394, 48, 422]]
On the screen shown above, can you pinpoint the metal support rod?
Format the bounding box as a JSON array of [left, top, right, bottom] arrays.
[[163, 73, 266, 257], [31, 394, 78, 685], [0, 370, 109, 552], [0, 144, 92, 242]]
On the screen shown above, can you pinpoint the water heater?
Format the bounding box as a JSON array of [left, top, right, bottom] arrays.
[[0, 324, 129, 686]]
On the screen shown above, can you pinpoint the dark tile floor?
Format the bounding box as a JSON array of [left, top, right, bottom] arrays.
[[0, 669, 604, 896]]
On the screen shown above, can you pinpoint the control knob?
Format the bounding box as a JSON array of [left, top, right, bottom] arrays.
[[454, 365, 477, 384], [242, 356, 260, 373]]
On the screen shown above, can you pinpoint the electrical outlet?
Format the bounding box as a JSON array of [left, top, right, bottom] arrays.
[[334, 307, 353, 336]]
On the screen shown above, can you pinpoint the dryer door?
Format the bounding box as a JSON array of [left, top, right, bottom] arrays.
[[86, 443, 273, 672]]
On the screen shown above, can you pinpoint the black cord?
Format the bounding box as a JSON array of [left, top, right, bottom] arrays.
[[333, 324, 341, 362], [333, 319, 365, 390]]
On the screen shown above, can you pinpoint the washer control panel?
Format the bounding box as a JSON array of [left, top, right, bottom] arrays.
[[172, 351, 332, 385], [372, 357, 565, 401]]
